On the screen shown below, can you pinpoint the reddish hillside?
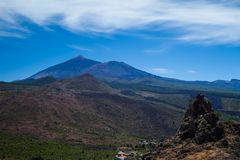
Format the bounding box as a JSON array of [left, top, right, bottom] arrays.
[[0, 74, 183, 145]]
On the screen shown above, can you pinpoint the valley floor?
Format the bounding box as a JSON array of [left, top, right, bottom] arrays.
[[0, 132, 153, 160], [0, 132, 116, 160]]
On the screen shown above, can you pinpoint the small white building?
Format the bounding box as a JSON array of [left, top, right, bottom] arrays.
[[114, 151, 128, 160]]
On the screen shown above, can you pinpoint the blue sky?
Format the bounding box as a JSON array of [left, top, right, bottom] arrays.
[[1, 0, 240, 82]]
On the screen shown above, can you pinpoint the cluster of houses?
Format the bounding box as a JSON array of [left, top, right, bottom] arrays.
[[114, 150, 139, 160], [114, 139, 157, 160]]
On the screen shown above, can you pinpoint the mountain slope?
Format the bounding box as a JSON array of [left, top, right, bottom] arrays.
[[0, 74, 183, 145], [14, 76, 57, 86], [48, 74, 114, 93], [86, 61, 153, 80]]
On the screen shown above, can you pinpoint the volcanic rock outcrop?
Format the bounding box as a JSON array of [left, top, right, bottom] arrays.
[[176, 94, 224, 144], [143, 94, 240, 160]]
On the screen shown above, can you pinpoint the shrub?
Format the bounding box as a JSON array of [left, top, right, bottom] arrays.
[[30, 156, 44, 160]]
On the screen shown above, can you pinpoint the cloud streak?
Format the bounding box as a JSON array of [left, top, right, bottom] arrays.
[[152, 68, 174, 74], [68, 44, 92, 52], [187, 70, 197, 74], [1, 0, 240, 44]]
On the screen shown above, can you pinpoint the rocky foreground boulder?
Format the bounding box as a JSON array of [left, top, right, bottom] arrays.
[[143, 94, 240, 160]]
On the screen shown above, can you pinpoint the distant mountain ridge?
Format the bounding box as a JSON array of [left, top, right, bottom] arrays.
[[30, 55, 240, 92], [31, 55, 155, 81]]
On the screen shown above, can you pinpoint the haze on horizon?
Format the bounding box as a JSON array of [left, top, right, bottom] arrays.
[[1, 0, 240, 82]]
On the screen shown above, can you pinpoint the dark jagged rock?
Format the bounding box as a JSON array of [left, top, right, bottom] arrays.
[[184, 94, 213, 119], [176, 94, 224, 144], [142, 94, 240, 160]]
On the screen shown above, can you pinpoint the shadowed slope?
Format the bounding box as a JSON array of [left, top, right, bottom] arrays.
[[85, 61, 153, 80]]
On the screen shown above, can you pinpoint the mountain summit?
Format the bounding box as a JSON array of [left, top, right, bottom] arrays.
[[31, 56, 100, 79], [86, 61, 152, 80]]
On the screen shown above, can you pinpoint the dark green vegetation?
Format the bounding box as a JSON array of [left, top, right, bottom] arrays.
[[0, 132, 115, 160], [0, 131, 156, 160]]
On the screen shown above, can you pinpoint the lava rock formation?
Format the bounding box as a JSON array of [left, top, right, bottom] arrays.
[[176, 94, 224, 144], [143, 94, 240, 160]]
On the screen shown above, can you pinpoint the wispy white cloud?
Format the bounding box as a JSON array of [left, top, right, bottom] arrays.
[[1, 0, 240, 44], [0, 31, 25, 39], [187, 70, 197, 74], [143, 43, 172, 55], [143, 49, 166, 55], [152, 67, 174, 74], [0, 18, 30, 38], [68, 44, 92, 52]]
